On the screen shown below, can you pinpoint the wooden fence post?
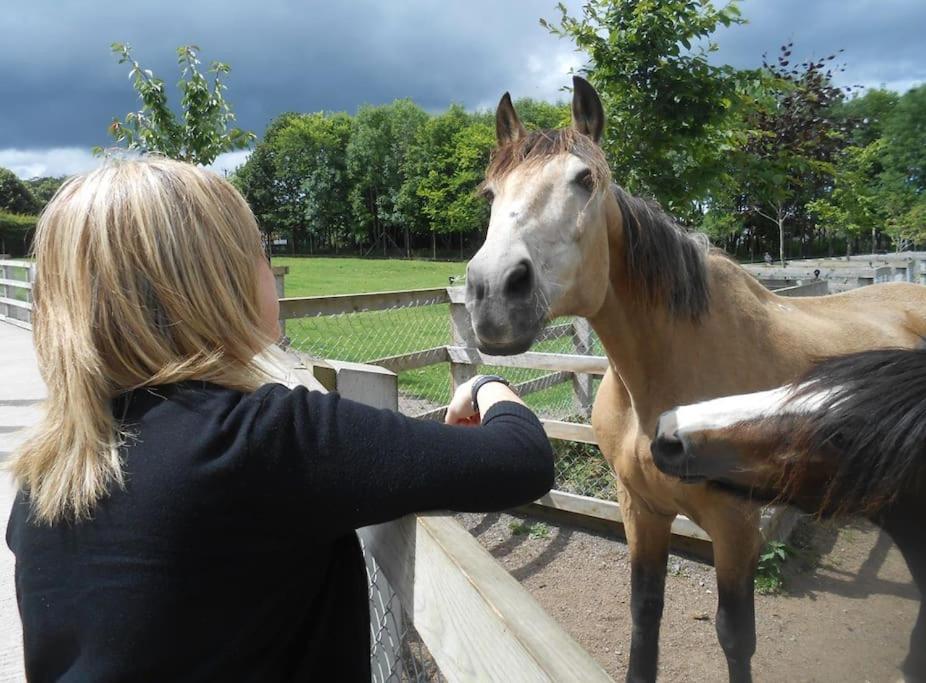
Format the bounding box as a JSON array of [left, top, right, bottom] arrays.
[[323, 361, 405, 682], [571, 317, 594, 418], [448, 287, 477, 392], [272, 265, 288, 339]]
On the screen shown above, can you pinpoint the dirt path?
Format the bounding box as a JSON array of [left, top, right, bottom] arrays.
[[457, 512, 919, 682]]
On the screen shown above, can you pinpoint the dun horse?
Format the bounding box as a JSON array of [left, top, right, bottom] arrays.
[[652, 348, 926, 681], [464, 77, 926, 682]]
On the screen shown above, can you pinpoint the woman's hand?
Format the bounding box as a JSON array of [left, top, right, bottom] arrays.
[[445, 375, 524, 426]]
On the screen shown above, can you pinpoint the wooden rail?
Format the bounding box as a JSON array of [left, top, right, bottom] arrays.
[[279, 287, 450, 319], [274, 282, 816, 551]]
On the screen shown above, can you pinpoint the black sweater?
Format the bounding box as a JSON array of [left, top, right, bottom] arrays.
[[6, 382, 554, 682]]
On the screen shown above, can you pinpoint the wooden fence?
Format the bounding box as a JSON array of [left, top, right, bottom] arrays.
[[278, 282, 820, 555], [307, 358, 612, 682]]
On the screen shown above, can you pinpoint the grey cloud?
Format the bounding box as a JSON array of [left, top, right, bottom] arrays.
[[1, 0, 923, 152]]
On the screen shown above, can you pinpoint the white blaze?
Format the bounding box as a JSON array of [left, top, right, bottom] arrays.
[[658, 382, 843, 439]]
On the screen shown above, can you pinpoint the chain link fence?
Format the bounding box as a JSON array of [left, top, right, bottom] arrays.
[[284, 296, 618, 501], [365, 543, 445, 683]]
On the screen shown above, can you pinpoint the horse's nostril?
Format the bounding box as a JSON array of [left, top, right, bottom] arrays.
[[503, 260, 533, 299], [651, 434, 685, 461]]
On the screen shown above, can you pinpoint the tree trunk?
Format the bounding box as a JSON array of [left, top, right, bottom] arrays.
[[872, 226, 877, 254], [431, 232, 436, 260]]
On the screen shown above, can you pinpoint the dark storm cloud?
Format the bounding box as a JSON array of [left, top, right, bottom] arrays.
[[0, 0, 583, 148], [711, 0, 926, 91], [0, 0, 922, 151]]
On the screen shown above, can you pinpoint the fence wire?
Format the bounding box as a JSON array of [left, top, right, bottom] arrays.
[[364, 544, 445, 683], [285, 303, 616, 499]]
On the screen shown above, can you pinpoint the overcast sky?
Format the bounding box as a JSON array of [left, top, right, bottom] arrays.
[[2, 0, 923, 178]]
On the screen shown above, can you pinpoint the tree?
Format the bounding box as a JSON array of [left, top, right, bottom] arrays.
[[24, 176, 66, 208], [832, 88, 899, 148], [97, 43, 255, 165], [0, 168, 39, 215], [722, 44, 849, 263], [880, 85, 926, 229], [543, 0, 745, 218], [807, 140, 885, 254], [347, 100, 428, 256], [231, 143, 279, 250]]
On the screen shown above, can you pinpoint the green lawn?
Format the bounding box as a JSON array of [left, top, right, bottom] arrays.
[[272, 257, 466, 296], [275, 256, 589, 422]]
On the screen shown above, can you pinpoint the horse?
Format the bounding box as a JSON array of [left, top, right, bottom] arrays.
[[651, 348, 926, 681], [463, 76, 926, 682]]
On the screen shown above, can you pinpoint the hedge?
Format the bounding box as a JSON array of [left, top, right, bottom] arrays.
[[0, 211, 37, 257]]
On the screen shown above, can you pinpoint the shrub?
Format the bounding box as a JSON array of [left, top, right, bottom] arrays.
[[0, 212, 38, 257]]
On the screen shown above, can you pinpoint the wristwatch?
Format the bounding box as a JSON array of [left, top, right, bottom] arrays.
[[470, 374, 512, 414]]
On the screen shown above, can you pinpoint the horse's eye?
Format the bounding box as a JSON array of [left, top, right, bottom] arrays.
[[574, 168, 594, 191], [480, 187, 495, 203]]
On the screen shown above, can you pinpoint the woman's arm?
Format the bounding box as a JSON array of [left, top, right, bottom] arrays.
[[246, 383, 554, 539]]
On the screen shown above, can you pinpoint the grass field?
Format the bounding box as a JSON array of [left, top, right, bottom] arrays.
[[272, 257, 466, 296]]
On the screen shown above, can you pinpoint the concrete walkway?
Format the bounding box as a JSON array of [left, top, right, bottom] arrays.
[[0, 322, 44, 680]]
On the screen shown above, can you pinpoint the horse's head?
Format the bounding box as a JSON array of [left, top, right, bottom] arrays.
[[465, 77, 613, 355], [650, 385, 838, 511]]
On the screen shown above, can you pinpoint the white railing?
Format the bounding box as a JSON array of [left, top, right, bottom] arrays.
[[0, 259, 34, 330]]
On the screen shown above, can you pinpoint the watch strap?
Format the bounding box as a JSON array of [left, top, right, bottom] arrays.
[[470, 374, 511, 414]]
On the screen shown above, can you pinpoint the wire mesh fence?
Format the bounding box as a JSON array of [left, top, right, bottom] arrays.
[[364, 542, 445, 683], [284, 296, 618, 501]]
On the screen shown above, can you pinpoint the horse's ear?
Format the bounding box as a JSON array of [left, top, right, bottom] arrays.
[[572, 76, 604, 143], [496, 92, 527, 146]]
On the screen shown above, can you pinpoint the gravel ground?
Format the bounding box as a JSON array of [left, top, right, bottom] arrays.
[[456, 512, 919, 682]]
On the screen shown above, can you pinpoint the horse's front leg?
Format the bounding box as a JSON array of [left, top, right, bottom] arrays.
[[620, 488, 673, 683], [703, 508, 762, 683], [883, 516, 926, 681]]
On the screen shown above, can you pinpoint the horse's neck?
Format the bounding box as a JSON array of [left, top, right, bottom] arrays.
[[588, 253, 774, 429]]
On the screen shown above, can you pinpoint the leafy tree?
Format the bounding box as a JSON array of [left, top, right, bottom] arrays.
[[723, 44, 849, 262], [24, 176, 66, 207], [880, 85, 926, 225], [283, 112, 353, 252], [97, 43, 255, 165], [231, 143, 279, 250], [347, 100, 428, 255], [543, 0, 745, 218], [832, 88, 899, 148], [0, 168, 39, 215], [507, 99, 570, 130], [806, 140, 885, 254]]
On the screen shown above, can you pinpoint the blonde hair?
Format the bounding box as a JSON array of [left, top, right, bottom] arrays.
[[10, 157, 278, 523]]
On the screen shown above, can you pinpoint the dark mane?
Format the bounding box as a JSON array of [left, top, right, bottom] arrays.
[[785, 348, 926, 517], [611, 185, 710, 320], [484, 128, 711, 321]]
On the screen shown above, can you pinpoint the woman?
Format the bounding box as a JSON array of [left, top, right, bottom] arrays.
[[6, 158, 554, 681]]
